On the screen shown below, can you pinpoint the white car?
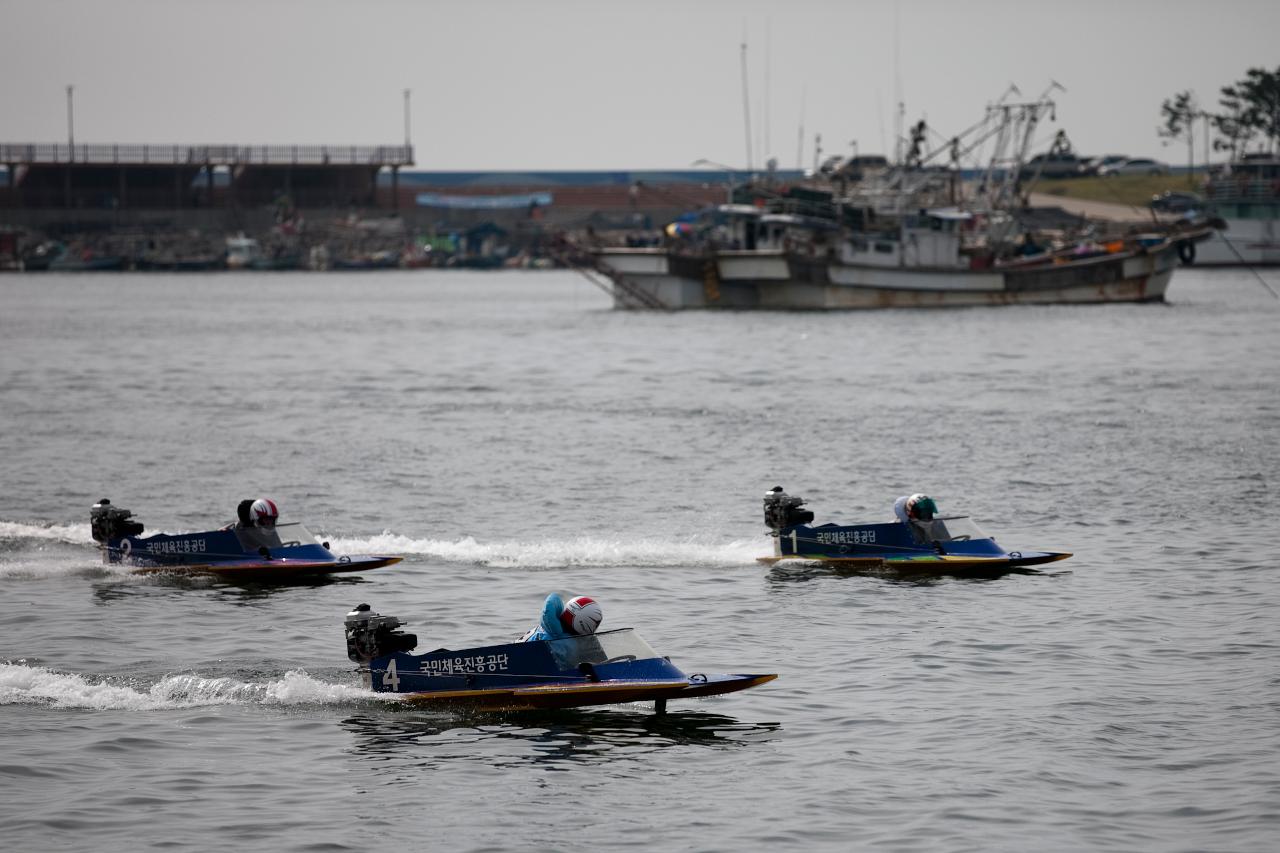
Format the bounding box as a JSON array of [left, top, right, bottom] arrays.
[[1098, 158, 1171, 177], [1080, 154, 1128, 176]]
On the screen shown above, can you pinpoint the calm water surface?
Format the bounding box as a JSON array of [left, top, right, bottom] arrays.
[[1, 269, 1278, 852]]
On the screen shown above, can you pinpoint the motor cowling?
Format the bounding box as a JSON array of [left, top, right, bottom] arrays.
[[90, 498, 144, 543], [763, 486, 815, 533], [345, 603, 418, 663]]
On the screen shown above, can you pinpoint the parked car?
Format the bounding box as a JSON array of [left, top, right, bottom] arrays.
[[1020, 152, 1086, 180], [1098, 158, 1171, 177], [1079, 154, 1129, 176], [1149, 191, 1204, 214]]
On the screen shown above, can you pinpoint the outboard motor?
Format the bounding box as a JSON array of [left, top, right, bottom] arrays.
[[763, 486, 814, 533], [90, 498, 144, 543], [345, 603, 418, 664]]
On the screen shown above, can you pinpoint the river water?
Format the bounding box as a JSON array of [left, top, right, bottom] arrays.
[[1, 268, 1278, 852]]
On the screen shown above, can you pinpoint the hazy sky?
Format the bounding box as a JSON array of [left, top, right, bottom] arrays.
[[2, 0, 1276, 171]]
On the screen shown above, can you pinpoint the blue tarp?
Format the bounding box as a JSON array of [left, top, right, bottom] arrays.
[[415, 191, 553, 209]]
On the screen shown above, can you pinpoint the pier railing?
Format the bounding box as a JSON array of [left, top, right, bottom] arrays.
[[0, 143, 414, 167], [1204, 179, 1280, 202]]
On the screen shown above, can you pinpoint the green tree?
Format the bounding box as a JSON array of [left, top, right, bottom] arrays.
[[1216, 66, 1280, 157], [1159, 90, 1197, 182]]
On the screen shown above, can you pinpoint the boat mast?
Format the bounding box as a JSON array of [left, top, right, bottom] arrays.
[[741, 27, 754, 173], [796, 86, 806, 171], [763, 18, 771, 168], [980, 84, 1062, 214]]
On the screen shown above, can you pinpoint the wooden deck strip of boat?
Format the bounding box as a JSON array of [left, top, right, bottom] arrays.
[[398, 680, 692, 708], [131, 555, 402, 577], [758, 554, 1070, 569]]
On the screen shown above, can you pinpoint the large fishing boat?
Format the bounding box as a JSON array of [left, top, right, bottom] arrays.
[[1198, 154, 1280, 265], [593, 94, 1213, 310]]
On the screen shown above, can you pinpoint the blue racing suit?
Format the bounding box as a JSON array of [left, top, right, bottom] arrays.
[[520, 592, 571, 642]]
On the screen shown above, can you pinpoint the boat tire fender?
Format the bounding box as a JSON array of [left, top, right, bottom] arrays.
[[1177, 240, 1196, 265]]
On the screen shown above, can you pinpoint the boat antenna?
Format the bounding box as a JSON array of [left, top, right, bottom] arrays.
[[741, 23, 754, 173], [796, 85, 806, 171], [763, 17, 771, 168], [892, 4, 903, 165], [1039, 79, 1067, 99], [877, 90, 887, 163]]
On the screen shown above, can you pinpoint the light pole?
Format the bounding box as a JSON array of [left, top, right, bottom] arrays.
[[691, 158, 737, 204], [66, 84, 75, 161], [403, 88, 411, 151]]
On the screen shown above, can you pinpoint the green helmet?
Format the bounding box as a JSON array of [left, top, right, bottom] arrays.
[[908, 494, 938, 520]]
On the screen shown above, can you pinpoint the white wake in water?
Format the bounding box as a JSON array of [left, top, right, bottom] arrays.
[[0, 521, 114, 579], [0, 521, 94, 545], [0, 520, 767, 570], [0, 663, 379, 711], [324, 533, 764, 568]]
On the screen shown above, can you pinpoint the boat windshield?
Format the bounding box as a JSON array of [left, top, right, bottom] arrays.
[[233, 521, 320, 551], [545, 629, 660, 670], [912, 515, 990, 543]]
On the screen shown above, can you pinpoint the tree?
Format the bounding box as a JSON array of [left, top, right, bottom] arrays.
[[1216, 66, 1280, 157], [1159, 90, 1197, 182]]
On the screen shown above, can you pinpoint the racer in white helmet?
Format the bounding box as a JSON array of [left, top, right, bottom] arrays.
[[893, 493, 938, 524], [248, 498, 279, 528], [224, 497, 281, 532], [521, 593, 603, 642]]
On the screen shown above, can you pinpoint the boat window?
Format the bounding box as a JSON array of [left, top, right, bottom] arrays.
[[911, 515, 989, 543], [233, 521, 319, 550], [874, 242, 895, 254], [545, 629, 660, 669]]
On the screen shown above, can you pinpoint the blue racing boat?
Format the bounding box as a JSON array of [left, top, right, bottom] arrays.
[[758, 487, 1071, 572], [344, 604, 777, 713], [90, 498, 402, 579]]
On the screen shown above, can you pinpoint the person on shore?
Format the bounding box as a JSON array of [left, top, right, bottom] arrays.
[[521, 593, 603, 642]]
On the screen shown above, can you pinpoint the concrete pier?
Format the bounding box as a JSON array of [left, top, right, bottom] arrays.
[[0, 142, 413, 212]]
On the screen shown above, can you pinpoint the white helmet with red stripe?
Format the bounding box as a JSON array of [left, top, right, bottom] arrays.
[[559, 596, 603, 636], [249, 498, 279, 527]]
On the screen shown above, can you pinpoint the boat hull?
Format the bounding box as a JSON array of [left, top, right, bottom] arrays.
[[101, 524, 401, 580], [394, 674, 777, 711], [760, 514, 1071, 575], [758, 551, 1071, 571], [357, 628, 776, 713], [1195, 218, 1280, 265], [598, 243, 1179, 309], [130, 554, 402, 580]]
